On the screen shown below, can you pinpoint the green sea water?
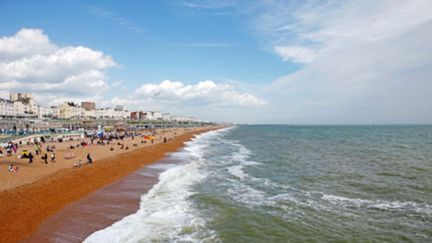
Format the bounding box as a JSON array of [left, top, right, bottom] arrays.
[[86, 125, 432, 242]]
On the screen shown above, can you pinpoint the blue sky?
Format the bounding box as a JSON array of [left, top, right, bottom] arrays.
[[1, 0, 432, 124], [1, 0, 290, 84]]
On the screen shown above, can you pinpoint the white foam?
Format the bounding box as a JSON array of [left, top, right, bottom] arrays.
[[84, 128, 229, 243], [147, 163, 177, 170], [227, 165, 247, 180], [321, 194, 432, 215], [85, 162, 206, 242], [231, 145, 251, 161], [227, 182, 268, 207]]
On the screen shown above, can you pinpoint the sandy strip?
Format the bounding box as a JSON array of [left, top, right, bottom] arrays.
[[0, 126, 222, 242], [26, 162, 162, 242], [0, 127, 197, 191]]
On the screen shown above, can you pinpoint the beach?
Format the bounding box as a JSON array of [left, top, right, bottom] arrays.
[[0, 126, 222, 242]]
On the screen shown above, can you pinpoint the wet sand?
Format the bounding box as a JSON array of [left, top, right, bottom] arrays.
[[26, 161, 163, 242], [0, 126, 222, 242]]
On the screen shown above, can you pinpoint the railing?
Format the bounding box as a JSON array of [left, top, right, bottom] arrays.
[[0, 131, 84, 144]]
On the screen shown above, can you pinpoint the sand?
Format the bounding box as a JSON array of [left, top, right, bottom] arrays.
[[26, 159, 162, 242], [0, 127, 197, 191], [0, 126, 222, 242]]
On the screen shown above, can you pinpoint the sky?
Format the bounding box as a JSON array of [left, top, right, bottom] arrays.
[[0, 0, 431, 124]]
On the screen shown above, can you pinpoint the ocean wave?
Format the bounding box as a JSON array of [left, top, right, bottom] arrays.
[[226, 182, 268, 207], [265, 191, 432, 217], [84, 128, 228, 243], [225, 177, 432, 219], [227, 165, 247, 180], [321, 194, 432, 215]]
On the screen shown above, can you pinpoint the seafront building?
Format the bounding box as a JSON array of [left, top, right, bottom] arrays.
[[1, 92, 200, 123], [94, 107, 129, 120], [162, 113, 171, 121], [59, 102, 84, 119], [10, 93, 39, 116], [129, 111, 162, 121], [0, 98, 16, 117], [0, 94, 36, 118]]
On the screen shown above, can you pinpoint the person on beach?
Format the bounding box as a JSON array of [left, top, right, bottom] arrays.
[[164, 137, 167, 143], [6, 147, 11, 156], [8, 164, 14, 172], [87, 153, 93, 164], [51, 152, 56, 162], [42, 153, 48, 164], [28, 152, 33, 164], [35, 144, 40, 155], [73, 160, 82, 167]]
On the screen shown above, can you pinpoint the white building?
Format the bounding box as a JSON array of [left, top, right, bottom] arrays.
[[13, 101, 26, 117], [95, 108, 110, 119], [0, 97, 33, 118], [49, 106, 60, 118], [171, 115, 198, 122], [59, 102, 84, 119], [39, 106, 60, 119], [161, 113, 171, 121], [121, 110, 130, 119], [84, 109, 96, 119], [10, 93, 39, 116], [94, 107, 129, 120], [144, 111, 162, 120], [0, 98, 15, 117]]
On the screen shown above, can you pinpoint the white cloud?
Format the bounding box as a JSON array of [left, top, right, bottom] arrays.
[[119, 80, 266, 108], [108, 80, 266, 121], [0, 28, 56, 61], [0, 28, 116, 105], [249, 0, 432, 124], [273, 45, 316, 63], [107, 80, 267, 121]]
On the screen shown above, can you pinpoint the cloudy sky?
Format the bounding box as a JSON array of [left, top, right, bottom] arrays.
[[1, 0, 431, 124]]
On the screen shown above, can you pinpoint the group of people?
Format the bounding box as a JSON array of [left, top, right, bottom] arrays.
[[29, 142, 56, 165], [2, 128, 177, 173], [0, 142, 19, 158], [73, 153, 93, 168], [1, 139, 58, 172], [40, 152, 56, 164], [8, 163, 19, 172]]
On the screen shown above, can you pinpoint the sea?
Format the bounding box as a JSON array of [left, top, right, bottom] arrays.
[[85, 125, 432, 242]]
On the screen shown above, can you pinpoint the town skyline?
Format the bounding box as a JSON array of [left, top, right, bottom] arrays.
[[0, 92, 199, 122]]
